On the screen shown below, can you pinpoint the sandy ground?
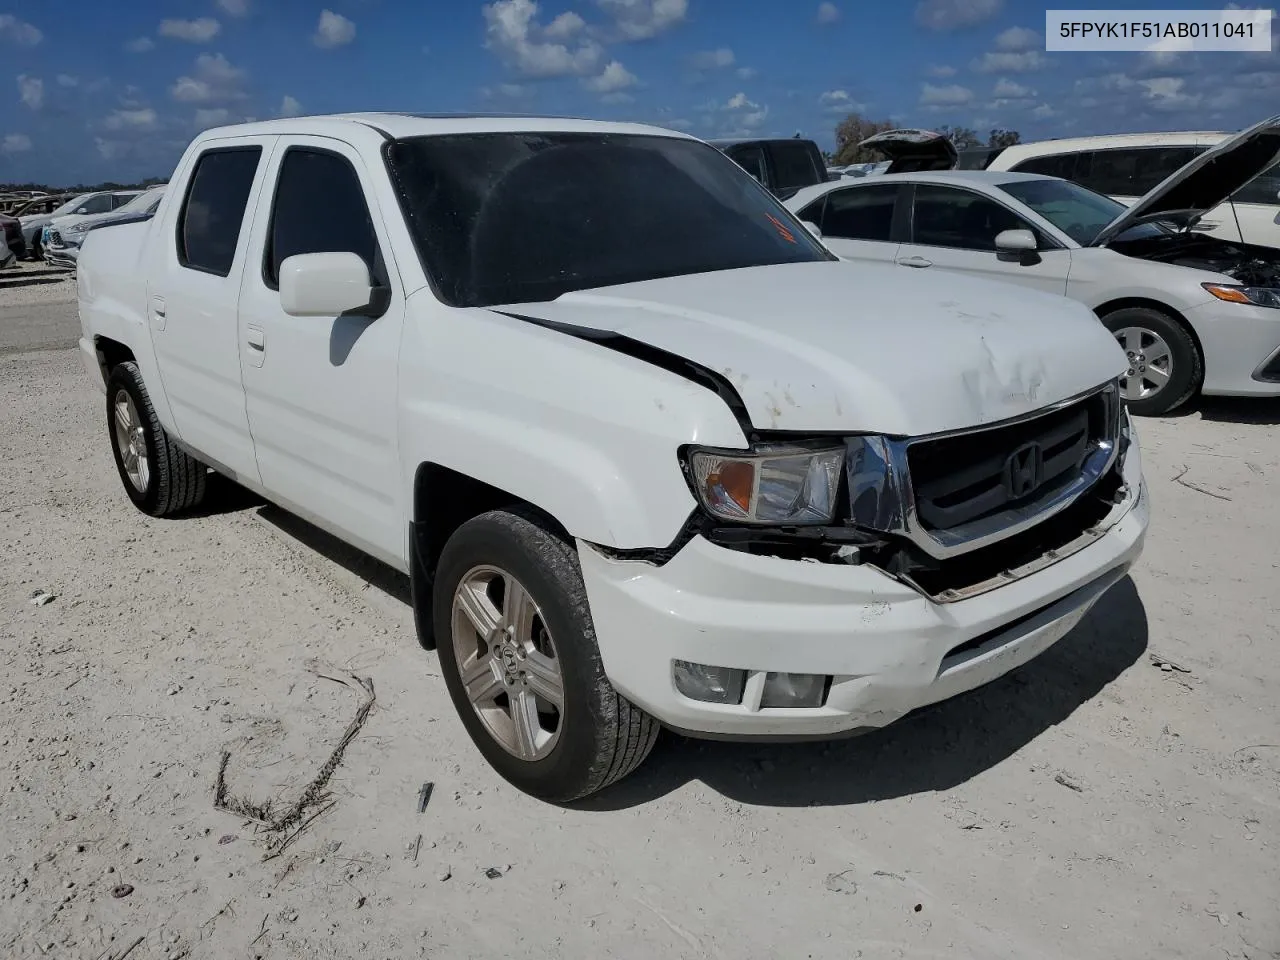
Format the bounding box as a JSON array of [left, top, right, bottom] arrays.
[[1, 297, 1278, 960]]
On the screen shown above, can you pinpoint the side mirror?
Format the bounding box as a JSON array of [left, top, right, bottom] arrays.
[[995, 228, 1041, 265], [75, 207, 88, 215], [802, 220, 823, 239], [279, 252, 383, 318]]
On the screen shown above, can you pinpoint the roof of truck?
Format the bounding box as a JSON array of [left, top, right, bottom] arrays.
[[197, 112, 697, 143]]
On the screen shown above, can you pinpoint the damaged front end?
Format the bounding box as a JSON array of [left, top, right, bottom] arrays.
[[1111, 232, 1280, 289], [604, 381, 1137, 604]]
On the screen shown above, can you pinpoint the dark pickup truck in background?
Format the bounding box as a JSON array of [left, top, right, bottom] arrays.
[[709, 136, 832, 200]]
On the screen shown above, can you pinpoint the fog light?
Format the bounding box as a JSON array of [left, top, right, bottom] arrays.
[[760, 672, 827, 709], [673, 661, 746, 705]]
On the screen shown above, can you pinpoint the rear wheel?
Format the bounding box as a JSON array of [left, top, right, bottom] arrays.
[[106, 361, 207, 516], [433, 508, 658, 802], [1100, 306, 1201, 416]]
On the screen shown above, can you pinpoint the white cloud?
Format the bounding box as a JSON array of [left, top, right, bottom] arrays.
[[736, 66, 758, 80], [690, 47, 734, 70], [0, 14, 42, 46], [816, 2, 841, 24], [159, 18, 222, 43], [313, 10, 356, 49], [483, 0, 603, 78], [915, 0, 1002, 31], [280, 95, 302, 117], [928, 64, 958, 77], [481, 82, 536, 99], [104, 108, 159, 131], [56, 74, 78, 88], [1, 132, 32, 155], [585, 60, 638, 93], [994, 25, 1039, 50], [195, 107, 231, 127], [95, 138, 126, 161], [170, 53, 248, 103], [17, 75, 43, 110], [1139, 76, 1202, 111], [126, 37, 156, 53], [919, 82, 974, 106], [971, 50, 1046, 73], [594, 0, 688, 41], [543, 11, 585, 39], [217, 0, 251, 16], [1031, 103, 1056, 119], [992, 77, 1033, 98], [819, 89, 865, 112], [717, 91, 768, 134]]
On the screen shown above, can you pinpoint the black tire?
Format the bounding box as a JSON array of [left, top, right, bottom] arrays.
[[29, 236, 41, 261], [1100, 306, 1202, 417], [433, 508, 658, 802], [106, 361, 207, 516]]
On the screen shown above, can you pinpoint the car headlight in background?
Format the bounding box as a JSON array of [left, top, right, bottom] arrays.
[[67, 222, 91, 235], [687, 444, 843, 525], [1202, 282, 1280, 310]]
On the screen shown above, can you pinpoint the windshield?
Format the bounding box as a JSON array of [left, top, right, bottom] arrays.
[[999, 177, 1167, 245], [384, 132, 833, 307], [118, 190, 164, 214]]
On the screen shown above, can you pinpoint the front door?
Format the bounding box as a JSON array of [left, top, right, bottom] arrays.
[[148, 137, 276, 484], [895, 183, 1071, 296], [236, 137, 407, 569]]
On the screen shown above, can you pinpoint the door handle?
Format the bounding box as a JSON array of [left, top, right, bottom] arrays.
[[150, 296, 167, 330], [246, 327, 265, 351], [897, 256, 933, 268]]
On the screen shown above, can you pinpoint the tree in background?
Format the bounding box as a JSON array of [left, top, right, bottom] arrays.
[[832, 113, 896, 164], [988, 128, 1022, 148], [938, 125, 981, 151]]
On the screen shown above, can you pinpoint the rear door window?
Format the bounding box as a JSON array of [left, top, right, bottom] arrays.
[[1074, 146, 1205, 196], [821, 184, 900, 241], [176, 146, 263, 277], [769, 141, 822, 191], [1010, 153, 1079, 180], [1232, 160, 1280, 205], [727, 144, 768, 186]]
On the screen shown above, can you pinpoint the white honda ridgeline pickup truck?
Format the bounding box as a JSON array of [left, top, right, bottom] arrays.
[[77, 114, 1148, 801]]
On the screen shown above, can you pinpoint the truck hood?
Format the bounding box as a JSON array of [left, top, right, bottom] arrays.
[[494, 260, 1124, 436], [1094, 113, 1280, 245]]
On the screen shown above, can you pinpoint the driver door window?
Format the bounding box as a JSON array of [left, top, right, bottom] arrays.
[[898, 184, 1070, 295], [77, 195, 113, 215], [807, 184, 902, 263], [728, 145, 768, 188]]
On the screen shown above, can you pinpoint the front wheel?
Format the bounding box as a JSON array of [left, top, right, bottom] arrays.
[[29, 236, 42, 261], [1100, 306, 1202, 416], [106, 361, 207, 516], [433, 509, 658, 802]]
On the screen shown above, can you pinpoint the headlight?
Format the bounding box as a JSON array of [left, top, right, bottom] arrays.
[[687, 444, 843, 525], [1202, 282, 1280, 310], [68, 222, 91, 235]]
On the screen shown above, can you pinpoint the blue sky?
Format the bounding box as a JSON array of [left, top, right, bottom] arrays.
[[1, 0, 1277, 184]]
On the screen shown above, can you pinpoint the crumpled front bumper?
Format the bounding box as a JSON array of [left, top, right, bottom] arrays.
[[578, 439, 1148, 738]]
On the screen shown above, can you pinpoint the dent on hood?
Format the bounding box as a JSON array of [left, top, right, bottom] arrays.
[[961, 335, 1049, 422]]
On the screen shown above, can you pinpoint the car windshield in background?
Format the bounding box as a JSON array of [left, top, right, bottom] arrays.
[[999, 177, 1166, 245], [384, 132, 833, 307]]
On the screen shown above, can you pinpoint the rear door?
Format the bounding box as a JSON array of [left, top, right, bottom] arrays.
[[896, 183, 1071, 295], [796, 183, 904, 263], [147, 137, 276, 484], [235, 136, 407, 567]]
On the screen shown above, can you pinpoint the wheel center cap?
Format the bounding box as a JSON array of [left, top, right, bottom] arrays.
[[498, 642, 520, 681]]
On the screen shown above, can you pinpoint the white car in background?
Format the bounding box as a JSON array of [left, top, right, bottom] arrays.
[[27, 190, 140, 260], [968, 130, 1280, 250], [43, 186, 165, 269], [786, 115, 1280, 416]]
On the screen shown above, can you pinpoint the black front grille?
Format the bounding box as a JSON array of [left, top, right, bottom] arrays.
[[49, 230, 63, 245], [908, 392, 1107, 533]]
